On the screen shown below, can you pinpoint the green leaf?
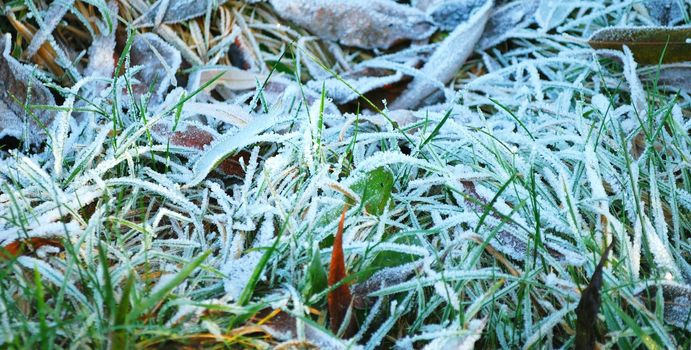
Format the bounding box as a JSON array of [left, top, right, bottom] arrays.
[[302, 246, 328, 300], [588, 26, 691, 64], [112, 273, 134, 349], [350, 167, 394, 216]]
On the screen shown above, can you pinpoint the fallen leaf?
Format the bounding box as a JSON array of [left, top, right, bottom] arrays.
[[307, 67, 405, 104], [575, 241, 614, 350], [636, 282, 691, 332], [351, 261, 420, 309], [588, 26, 691, 64], [151, 122, 247, 177], [656, 64, 691, 93], [328, 206, 355, 337], [0, 238, 62, 260], [0, 34, 56, 145], [133, 0, 227, 27], [479, 0, 539, 49], [130, 33, 182, 100], [269, 0, 436, 50], [427, 0, 494, 32], [643, 0, 685, 26], [257, 309, 348, 349], [390, 0, 493, 109]]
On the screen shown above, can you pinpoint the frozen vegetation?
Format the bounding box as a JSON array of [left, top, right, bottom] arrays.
[[0, 0, 690, 348]]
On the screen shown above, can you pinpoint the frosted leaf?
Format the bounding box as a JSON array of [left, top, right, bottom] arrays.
[[390, 0, 493, 109], [307, 67, 404, 104], [134, 0, 227, 27], [25, 0, 75, 58], [478, 0, 539, 49], [0, 34, 56, 145], [130, 33, 182, 101], [636, 282, 691, 331], [657, 64, 691, 93], [427, 0, 490, 32], [643, 0, 685, 26], [268, 0, 437, 50], [642, 214, 681, 279], [352, 261, 421, 309]]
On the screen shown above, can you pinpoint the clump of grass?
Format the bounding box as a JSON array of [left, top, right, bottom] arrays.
[[1, 0, 690, 349]]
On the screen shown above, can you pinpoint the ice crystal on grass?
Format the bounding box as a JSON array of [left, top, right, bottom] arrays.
[[1, 0, 691, 348]]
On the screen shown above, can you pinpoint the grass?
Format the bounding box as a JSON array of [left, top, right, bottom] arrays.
[[0, 0, 690, 349]]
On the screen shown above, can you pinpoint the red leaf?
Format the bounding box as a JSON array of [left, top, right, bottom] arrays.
[[327, 205, 355, 337]]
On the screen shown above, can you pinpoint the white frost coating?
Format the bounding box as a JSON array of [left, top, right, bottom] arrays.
[[0, 221, 82, 246], [222, 213, 275, 299], [422, 318, 486, 350], [186, 113, 287, 187], [642, 214, 681, 279], [631, 210, 643, 280], [622, 46, 648, 120], [390, 0, 493, 109], [26, 0, 75, 58], [106, 177, 201, 215]]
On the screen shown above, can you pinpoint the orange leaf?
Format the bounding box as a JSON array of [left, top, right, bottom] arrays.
[[328, 206, 355, 337], [0, 238, 62, 260]]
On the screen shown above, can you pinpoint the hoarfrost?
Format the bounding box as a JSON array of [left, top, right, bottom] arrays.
[[0, 34, 56, 145], [269, 0, 437, 50]]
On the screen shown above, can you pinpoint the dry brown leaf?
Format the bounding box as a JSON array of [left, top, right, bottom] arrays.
[[269, 0, 436, 49], [588, 26, 691, 64], [0, 34, 56, 145], [575, 242, 613, 350], [130, 33, 182, 100], [133, 0, 227, 27]]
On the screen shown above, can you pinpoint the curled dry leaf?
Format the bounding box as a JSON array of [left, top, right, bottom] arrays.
[[478, 0, 539, 49], [0, 34, 56, 145], [575, 242, 613, 350], [328, 206, 355, 337], [427, 0, 494, 32], [636, 282, 691, 332], [130, 33, 182, 100], [269, 0, 436, 50], [588, 26, 691, 64], [391, 0, 493, 110], [133, 0, 227, 27]]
